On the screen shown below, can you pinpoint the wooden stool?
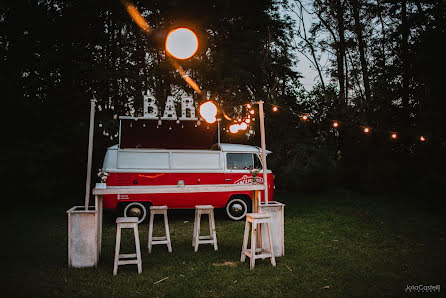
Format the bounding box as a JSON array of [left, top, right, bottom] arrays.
[[147, 206, 172, 253], [192, 205, 218, 252], [113, 217, 142, 275], [240, 213, 276, 270]]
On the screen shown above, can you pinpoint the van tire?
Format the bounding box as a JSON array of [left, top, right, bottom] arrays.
[[226, 196, 250, 221], [123, 202, 148, 224]]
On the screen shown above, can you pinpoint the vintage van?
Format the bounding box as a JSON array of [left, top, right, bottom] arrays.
[[101, 143, 274, 222]]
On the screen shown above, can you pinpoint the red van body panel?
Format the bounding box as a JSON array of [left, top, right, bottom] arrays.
[[102, 172, 274, 209]]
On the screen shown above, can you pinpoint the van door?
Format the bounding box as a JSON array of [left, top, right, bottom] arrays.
[[224, 153, 256, 185]]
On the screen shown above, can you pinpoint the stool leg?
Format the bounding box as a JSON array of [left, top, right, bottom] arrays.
[[250, 222, 257, 270], [148, 211, 154, 254], [209, 210, 218, 251], [133, 224, 142, 274], [164, 211, 172, 253], [194, 211, 201, 252], [241, 219, 250, 262], [113, 226, 121, 276], [266, 222, 276, 267], [192, 209, 197, 248]]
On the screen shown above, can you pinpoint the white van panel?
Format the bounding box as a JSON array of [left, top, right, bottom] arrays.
[[171, 152, 221, 169], [118, 151, 169, 169]]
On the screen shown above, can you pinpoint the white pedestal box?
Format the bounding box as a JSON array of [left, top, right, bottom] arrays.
[[67, 206, 98, 268], [259, 201, 285, 257]]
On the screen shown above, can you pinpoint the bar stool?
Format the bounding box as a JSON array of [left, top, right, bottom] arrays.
[[113, 217, 142, 275], [147, 206, 172, 253], [192, 205, 218, 252], [240, 213, 276, 270]]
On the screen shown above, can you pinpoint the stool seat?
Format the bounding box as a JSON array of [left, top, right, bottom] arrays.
[[148, 205, 172, 253], [150, 205, 168, 210], [195, 205, 214, 209], [241, 212, 276, 270], [246, 213, 270, 219], [116, 216, 139, 223], [192, 205, 218, 252], [113, 217, 142, 275]]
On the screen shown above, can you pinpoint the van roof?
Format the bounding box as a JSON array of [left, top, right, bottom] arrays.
[[108, 143, 271, 154]]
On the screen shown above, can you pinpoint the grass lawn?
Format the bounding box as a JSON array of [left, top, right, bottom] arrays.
[[1, 192, 445, 297]]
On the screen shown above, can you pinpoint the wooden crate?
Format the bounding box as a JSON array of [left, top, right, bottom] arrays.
[[259, 201, 285, 257]]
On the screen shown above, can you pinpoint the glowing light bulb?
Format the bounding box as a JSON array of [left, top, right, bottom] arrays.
[[391, 133, 397, 139], [420, 136, 426, 142], [247, 104, 251, 109], [229, 124, 240, 133], [199, 101, 217, 124], [249, 110, 255, 115], [364, 127, 370, 133], [272, 106, 278, 112], [240, 122, 248, 130], [333, 121, 339, 128], [302, 115, 308, 120], [245, 118, 251, 124], [165, 28, 198, 59]]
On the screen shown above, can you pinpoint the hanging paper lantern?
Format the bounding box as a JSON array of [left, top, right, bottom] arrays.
[[199, 101, 217, 124], [165, 28, 199, 60], [229, 124, 240, 133]]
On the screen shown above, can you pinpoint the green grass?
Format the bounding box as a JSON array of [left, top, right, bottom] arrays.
[[1, 193, 445, 297]]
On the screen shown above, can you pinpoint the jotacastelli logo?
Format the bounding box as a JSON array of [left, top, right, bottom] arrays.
[[234, 175, 263, 185]]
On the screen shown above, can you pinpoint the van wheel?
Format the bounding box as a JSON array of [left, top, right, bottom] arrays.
[[226, 197, 249, 221], [123, 202, 147, 224]]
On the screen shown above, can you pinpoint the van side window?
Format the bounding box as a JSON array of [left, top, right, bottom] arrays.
[[226, 153, 254, 170]]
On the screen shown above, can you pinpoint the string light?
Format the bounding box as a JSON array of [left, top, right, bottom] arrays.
[[391, 133, 397, 139], [247, 104, 251, 109], [364, 127, 370, 133], [333, 121, 339, 128], [420, 136, 426, 142], [272, 106, 278, 112], [240, 122, 248, 130], [249, 110, 255, 115], [302, 115, 308, 121], [245, 118, 251, 124]]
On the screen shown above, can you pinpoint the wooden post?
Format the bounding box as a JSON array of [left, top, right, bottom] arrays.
[[84, 99, 97, 210], [257, 101, 268, 205]]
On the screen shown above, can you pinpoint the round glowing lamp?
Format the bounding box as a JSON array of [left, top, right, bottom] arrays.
[[245, 118, 251, 124], [249, 110, 255, 115], [229, 124, 240, 133], [240, 122, 248, 130], [302, 115, 308, 120], [165, 28, 199, 59], [364, 127, 370, 133], [272, 106, 278, 112], [333, 121, 339, 128], [391, 133, 397, 139], [199, 101, 217, 124], [420, 136, 426, 142]]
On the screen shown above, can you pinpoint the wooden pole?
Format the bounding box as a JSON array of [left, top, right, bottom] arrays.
[[84, 99, 97, 210], [257, 101, 268, 205]]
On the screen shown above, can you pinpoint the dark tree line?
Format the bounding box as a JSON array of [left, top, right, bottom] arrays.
[[1, 0, 445, 200]]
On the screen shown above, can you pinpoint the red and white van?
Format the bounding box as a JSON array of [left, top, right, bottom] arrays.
[[101, 143, 274, 222]]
